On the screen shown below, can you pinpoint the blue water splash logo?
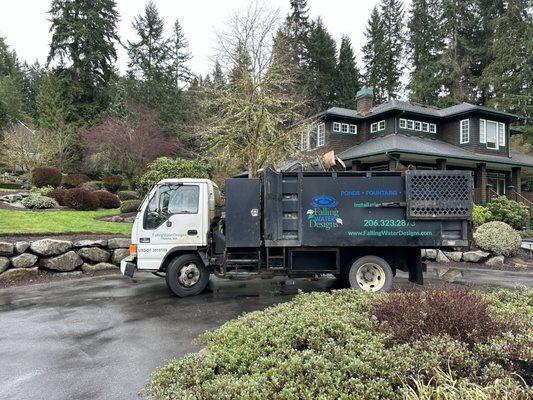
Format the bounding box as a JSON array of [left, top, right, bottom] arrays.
[[310, 195, 339, 208]]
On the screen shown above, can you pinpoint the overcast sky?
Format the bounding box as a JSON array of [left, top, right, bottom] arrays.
[[0, 0, 384, 77]]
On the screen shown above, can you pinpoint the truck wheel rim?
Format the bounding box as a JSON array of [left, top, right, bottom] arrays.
[[178, 263, 201, 287], [356, 263, 385, 291]]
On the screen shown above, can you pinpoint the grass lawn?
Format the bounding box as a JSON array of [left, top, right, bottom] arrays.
[[0, 208, 132, 235]]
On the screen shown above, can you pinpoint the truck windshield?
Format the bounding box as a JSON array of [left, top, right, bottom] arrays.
[[144, 184, 199, 230]]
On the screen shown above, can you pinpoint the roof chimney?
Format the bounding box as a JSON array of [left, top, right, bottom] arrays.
[[356, 87, 374, 115]]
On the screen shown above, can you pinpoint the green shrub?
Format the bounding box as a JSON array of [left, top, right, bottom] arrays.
[[474, 221, 522, 256], [61, 173, 91, 189], [103, 175, 123, 192], [30, 185, 53, 196], [0, 182, 22, 189], [147, 289, 532, 400], [63, 188, 100, 211], [117, 190, 139, 201], [46, 188, 67, 206], [21, 194, 57, 209], [31, 167, 62, 188], [138, 157, 210, 195], [94, 190, 121, 209], [472, 204, 492, 226], [120, 199, 141, 213], [486, 196, 530, 229], [519, 229, 533, 239], [79, 180, 104, 191]]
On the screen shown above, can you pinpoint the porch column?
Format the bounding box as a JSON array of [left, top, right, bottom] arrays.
[[511, 167, 522, 196], [352, 160, 362, 171], [436, 158, 447, 170], [475, 163, 487, 203]]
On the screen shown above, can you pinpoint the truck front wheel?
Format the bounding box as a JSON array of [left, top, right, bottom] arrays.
[[346, 256, 393, 292], [165, 254, 210, 297]]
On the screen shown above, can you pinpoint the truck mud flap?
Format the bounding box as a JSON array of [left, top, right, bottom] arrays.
[[407, 250, 423, 285]]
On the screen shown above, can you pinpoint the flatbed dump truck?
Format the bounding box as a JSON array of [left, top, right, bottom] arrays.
[[121, 166, 473, 296]]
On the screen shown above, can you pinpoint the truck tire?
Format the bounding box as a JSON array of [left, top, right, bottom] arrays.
[[346, 256, 393, 292], [165, 254, 210, 297]]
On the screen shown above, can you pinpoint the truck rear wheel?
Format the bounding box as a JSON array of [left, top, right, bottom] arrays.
[[165, 254, 210, 297], [346, 256, 393, 292]]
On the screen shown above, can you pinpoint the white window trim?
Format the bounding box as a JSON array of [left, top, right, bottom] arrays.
[[407, 120, 414, 130], [333, 122, 341, 132], [422, 122, 429, 132], [341, 123, 349, 133], [460, 119, 470, 144], [399, 118, 407, 129], [300, 131, 309, 151], [378, 120, 385, 131], [414, 121, 421, 131], [371, 122, 378, 133], [479, 119, 486, 143], [317, 123, 325, 147], [349, 124, 357, 134], [429, 123, 436, 133], [498, 122, 506, 147], [486, 120, 498, 149]]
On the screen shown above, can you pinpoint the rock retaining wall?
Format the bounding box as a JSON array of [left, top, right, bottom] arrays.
[[0, 238, 130, 283], [422, 249, 504, 267]]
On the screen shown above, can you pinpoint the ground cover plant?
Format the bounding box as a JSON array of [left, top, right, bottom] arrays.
[[0, 209, 131, 235], [148, 287, 532, 400]]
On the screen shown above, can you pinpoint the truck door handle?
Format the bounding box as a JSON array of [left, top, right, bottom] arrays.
[[187, 229, 198, 235]]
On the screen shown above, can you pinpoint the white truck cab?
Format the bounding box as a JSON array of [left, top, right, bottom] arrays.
[[121, 178, 222, 295]]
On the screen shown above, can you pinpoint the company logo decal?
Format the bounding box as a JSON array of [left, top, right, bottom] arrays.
[[307, 195, 342, 230]]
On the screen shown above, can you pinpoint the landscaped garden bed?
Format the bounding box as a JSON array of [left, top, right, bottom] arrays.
[[148, 287, 532, 400]]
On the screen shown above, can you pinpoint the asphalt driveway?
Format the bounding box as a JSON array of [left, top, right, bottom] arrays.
[[0, 268, 531, 400]]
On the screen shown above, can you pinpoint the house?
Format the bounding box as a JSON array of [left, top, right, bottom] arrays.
[[301, 88, 533, 207]]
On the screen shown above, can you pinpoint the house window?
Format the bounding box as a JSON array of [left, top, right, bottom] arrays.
[[399, 118, 407, 129], [498, 122, 506, 147], [414, 121, 421, 131], [479, 119, 486, 143], [341, 123, 349, 133], [407, 120, 414, 130], [300, 131, 309, 151], [333, 122, 341, 132], [371, 122, 378, 133], [429, 123, 436, 133], [460, 119, 470, 144], [422, 122, 429, 132], [486, 120, 498, 149], [349, 124, 357, 134], [317, 123, 325, 147], [378, 120, 386, 131]]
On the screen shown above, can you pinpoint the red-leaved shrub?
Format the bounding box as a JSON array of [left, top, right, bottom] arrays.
[[372, 286, 513, 345], [63, 188, 100, 211], [61, 173, 91, 189], [46, 188, 67, 206], [103, 175, 123, 192], [31, 167, 62, 188], [94, 190, 121, 209]]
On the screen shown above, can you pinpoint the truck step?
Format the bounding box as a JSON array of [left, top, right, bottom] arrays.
[[226, 259, 260, 264]]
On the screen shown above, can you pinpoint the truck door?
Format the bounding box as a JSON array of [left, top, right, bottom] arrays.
[[137, 183, 205, 270]]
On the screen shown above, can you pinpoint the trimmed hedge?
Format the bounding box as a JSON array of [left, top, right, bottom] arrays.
[[46, 188, 67, 206], [79, 180, 104, 192], [117, 190, 139, 201], [486, 196, 530, 229], [63, 188, 100, 211], [94, 190, 121, 209], [21, 194, 57, 209], [474, 221, 522, 256], [120, 199, 141, 213], [31, 167, 62, 188], [61, 173, 91, 189], [103, 175, 123, 192]]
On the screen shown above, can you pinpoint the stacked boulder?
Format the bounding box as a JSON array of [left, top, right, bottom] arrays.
[[422, 248, 503, 266], [0, 238, 130, 282]]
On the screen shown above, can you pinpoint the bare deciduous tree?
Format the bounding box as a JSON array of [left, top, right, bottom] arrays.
[[0, 122, 40, 172]]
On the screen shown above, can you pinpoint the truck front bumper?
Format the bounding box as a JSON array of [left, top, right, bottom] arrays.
[[120, 256, 136, 278]]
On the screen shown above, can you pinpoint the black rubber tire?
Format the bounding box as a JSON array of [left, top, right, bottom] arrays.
[[346, 255, 393, 292], [165, 254, 210, 297]]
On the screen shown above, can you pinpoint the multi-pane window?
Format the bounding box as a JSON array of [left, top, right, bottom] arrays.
[[399, 118, 407, 129], [429, 123, 436, 133], [422, 122, 429, 132], [341, 123, 349, 133], [460, 119, 470, 144], [333, 122, 341, 132], [407, 120, 414, 130], [371, 120, 386, 133], [317, 123, 325, 147], [400, 119, 435, 133], [486, 120, 498, 149], [480, 119, 505, 149], [480, 119, 486, 143], [378, 120, 386, 131], [300, 131, 309, 151], [349, 124, 357, 134], [414, 121, 422, 131], [498, 122, 506, 147]]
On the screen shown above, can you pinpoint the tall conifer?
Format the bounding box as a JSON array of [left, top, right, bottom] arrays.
[[335, 36, 360, 108]]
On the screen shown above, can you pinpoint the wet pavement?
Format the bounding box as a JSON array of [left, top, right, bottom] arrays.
[[0, 269, 531, 400]]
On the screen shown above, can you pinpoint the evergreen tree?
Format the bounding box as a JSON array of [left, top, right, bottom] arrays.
[[407, 0, 445, 105], [380, 0, 405, 100], [362, 7, 386, 103], [0, 36, 25, 127], [306, 18, 337, 112], [483, 0, 533, 141], [285, 0, 310, 67], [335, 35, 360, 108], [48, 0, 120, 122], [20, 61, 45, 122], [170, 19, 193, 88]]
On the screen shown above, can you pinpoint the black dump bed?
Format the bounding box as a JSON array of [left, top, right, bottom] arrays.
[[225, 167, 472, 249]]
